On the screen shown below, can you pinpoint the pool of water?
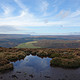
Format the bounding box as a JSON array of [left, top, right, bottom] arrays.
[[0, 55, 80, 80]]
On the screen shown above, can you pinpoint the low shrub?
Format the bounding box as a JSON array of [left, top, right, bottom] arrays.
[[50, 57, 80, 68], [0, 63, 13, 72]]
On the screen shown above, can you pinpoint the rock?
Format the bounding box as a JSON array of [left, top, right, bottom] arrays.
[[29, 74, 33, 78], [12, 75, 18, 79], [44, 76, 50, 78]]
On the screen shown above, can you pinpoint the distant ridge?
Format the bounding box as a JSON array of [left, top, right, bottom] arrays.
[[0, 34, 31, 39]]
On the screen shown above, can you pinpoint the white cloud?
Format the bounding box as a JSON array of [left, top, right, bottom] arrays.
[[40, 0, 49, 16], [0, 26, 18, 32], [41, 1, 49, 12], [56, 10, 70, 19], [2, 6, 10, 15], [56, 10, 64, 17], [0, 19, 66, 28], [14, 0, 36, 21], [14, 0, 27, 10], [1, 4, 14, 16], [0, 0, 80, 34], [19, 11, 26, 17], [70, 10, 80, 18], [62, 10, 70, 19]]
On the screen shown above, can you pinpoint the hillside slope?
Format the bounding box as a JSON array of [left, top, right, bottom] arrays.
[[16, 40, 80, 48], [16, 41, 41, 48]]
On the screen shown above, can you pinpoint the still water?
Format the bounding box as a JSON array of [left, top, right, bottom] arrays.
[[0, 55, 80, 80]]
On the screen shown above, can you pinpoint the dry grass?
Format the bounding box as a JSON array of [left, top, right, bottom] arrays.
[[0, 63, 13, 72], [0, 47, 80, 72]]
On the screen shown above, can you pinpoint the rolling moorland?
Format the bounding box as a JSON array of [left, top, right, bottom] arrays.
[[1, 35, 80, 72], [1, 35, 80, 48], [16, 40, 80, 48]]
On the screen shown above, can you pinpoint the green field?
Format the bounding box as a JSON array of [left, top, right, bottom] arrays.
[[16, 41, 41, 48]]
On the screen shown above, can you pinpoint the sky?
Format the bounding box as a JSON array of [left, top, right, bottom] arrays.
[[0, 0, 80, 35]]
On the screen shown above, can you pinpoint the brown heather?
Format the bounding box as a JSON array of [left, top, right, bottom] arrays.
[[0, 47, 80, 72]]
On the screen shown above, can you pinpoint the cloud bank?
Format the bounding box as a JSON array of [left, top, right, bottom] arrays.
[[0, 0, 80, 34]]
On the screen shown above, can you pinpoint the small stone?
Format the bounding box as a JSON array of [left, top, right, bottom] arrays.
[[29, 74, 33, 78], [12, 75, 18, 79], [16, 71, 21, 73], [0, 76, 3, 79], [44, 76, 50, 78]]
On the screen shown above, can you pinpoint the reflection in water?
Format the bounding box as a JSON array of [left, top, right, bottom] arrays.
[[12, 54, 51, 72], [0, 55, 80, 80]]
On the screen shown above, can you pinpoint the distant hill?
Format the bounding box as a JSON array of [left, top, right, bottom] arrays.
[[1, 35, 80, 48], [31, 35, 80, 40], [16, 40, 80, 48], [0, 34, 31, 39]]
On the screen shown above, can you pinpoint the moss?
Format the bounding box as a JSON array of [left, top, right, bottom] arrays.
[[37, 53, 47, 57], [50, 58, 62, 67], [50, 53, 61, 58], [61, 54, 75, 59], [50, 57, 80, 68]]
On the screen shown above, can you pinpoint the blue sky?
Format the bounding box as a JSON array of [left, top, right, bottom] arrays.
[[0, 0, 80, 35]]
